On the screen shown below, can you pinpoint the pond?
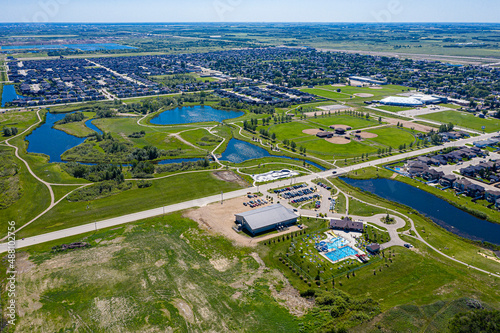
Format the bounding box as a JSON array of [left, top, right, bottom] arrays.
[[2, 85, 25, 107], [150, 105, 244, 125], [25, 112, 204, 165], [25, 112, 86, 163], [220, 139, 326, 170], [342, 177, 500, 245], [84, 119, 103, 135]]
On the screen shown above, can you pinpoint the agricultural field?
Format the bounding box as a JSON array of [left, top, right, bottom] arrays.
[[418, 110, 500, 133]]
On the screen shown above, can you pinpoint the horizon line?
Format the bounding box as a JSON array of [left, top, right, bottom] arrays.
[[1, 21, 500, 24]]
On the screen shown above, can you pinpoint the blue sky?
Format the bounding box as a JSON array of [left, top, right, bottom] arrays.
[[2, 0, 500, 23]]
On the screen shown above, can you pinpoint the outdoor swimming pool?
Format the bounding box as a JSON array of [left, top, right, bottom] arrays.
[[319, 236, 358, 263], [325, 246, 358, 263]]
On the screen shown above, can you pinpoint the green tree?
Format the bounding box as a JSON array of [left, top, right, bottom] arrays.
[[449, 310, 500, 333]]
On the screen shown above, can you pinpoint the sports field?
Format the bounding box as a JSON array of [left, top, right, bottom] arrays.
[[418, 110, 500, 132]]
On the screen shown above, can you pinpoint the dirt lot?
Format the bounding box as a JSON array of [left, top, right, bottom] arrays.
[[354, 93, 374, 98], [384, 118, 434, 133], [213, 170, 248, 187], [358, 132, 378, 139], [326, 137, 350, 144], [369, 86, 383, 89], [302, 128, 322, 135], [184, 197, 302, 247]]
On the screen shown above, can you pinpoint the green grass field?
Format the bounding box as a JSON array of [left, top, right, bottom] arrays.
[[366, 127, 417, 148], [349, 198, 387, 216], [53, 113, 96, 138], [10, 213, 302, 332], [0, 111, 40, 138], [300, 88, 352, 100], [375, 105, 414, 112], [306, 114, 379, 129], [419, 111, 500, 133], [16, 171, 244, 238]]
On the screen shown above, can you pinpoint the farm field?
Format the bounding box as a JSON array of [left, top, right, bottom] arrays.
[[418, 110, 500, 133]]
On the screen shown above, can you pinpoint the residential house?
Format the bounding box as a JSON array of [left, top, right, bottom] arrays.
[[439, 174, 456, 187], [485, 190, 500, 203]]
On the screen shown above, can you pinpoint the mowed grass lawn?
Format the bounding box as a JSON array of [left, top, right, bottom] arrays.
[[267, 121, 316, 141], [298, 137, 379, 158], [375, 105, 414, 112], [300, 88, 352, 100], [17, 171, 245, 238], [419, 110, 500, 132], [367, 126, 416, 148], [306, 114, 380, 129]]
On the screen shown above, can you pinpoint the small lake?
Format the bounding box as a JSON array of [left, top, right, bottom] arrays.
[[150, 105, 244, 125], [25, 112, 86, 163], [342, 177, 500, 245], [2, 85, 24, 107], [220, 139, 326, 170], [1, 43, 135, 51]]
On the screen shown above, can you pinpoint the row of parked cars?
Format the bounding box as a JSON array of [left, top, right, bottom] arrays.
[[273, 184, 308, 194], [282, 187, 315, 199], [291, 194, 321, 204], [317, 182, 332, 190], [243, 198, 269, 208]]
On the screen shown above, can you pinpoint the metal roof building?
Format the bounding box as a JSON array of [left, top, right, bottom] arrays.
[[380, 96, 424, 107], [235, 204, 298, 236]]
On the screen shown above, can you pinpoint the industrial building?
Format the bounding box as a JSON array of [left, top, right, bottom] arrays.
[[235, 204, 298, 236]]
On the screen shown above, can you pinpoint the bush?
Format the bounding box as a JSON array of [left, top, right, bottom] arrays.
[[137, 180, 153, 188], [67, 180, 132, 202]]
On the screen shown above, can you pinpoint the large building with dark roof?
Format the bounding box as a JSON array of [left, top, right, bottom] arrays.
[[329, 217, 364, 232], [235, 204, 298, 236]]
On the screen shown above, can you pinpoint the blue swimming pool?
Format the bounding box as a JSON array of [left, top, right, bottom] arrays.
[[325, 237, 349, 250], [325, 246, 358, 262]]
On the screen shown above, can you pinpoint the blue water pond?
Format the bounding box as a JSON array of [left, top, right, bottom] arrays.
[[2, 85, 25, 107], [150, 105, 244, 125], [342, 177, 500, 245]]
